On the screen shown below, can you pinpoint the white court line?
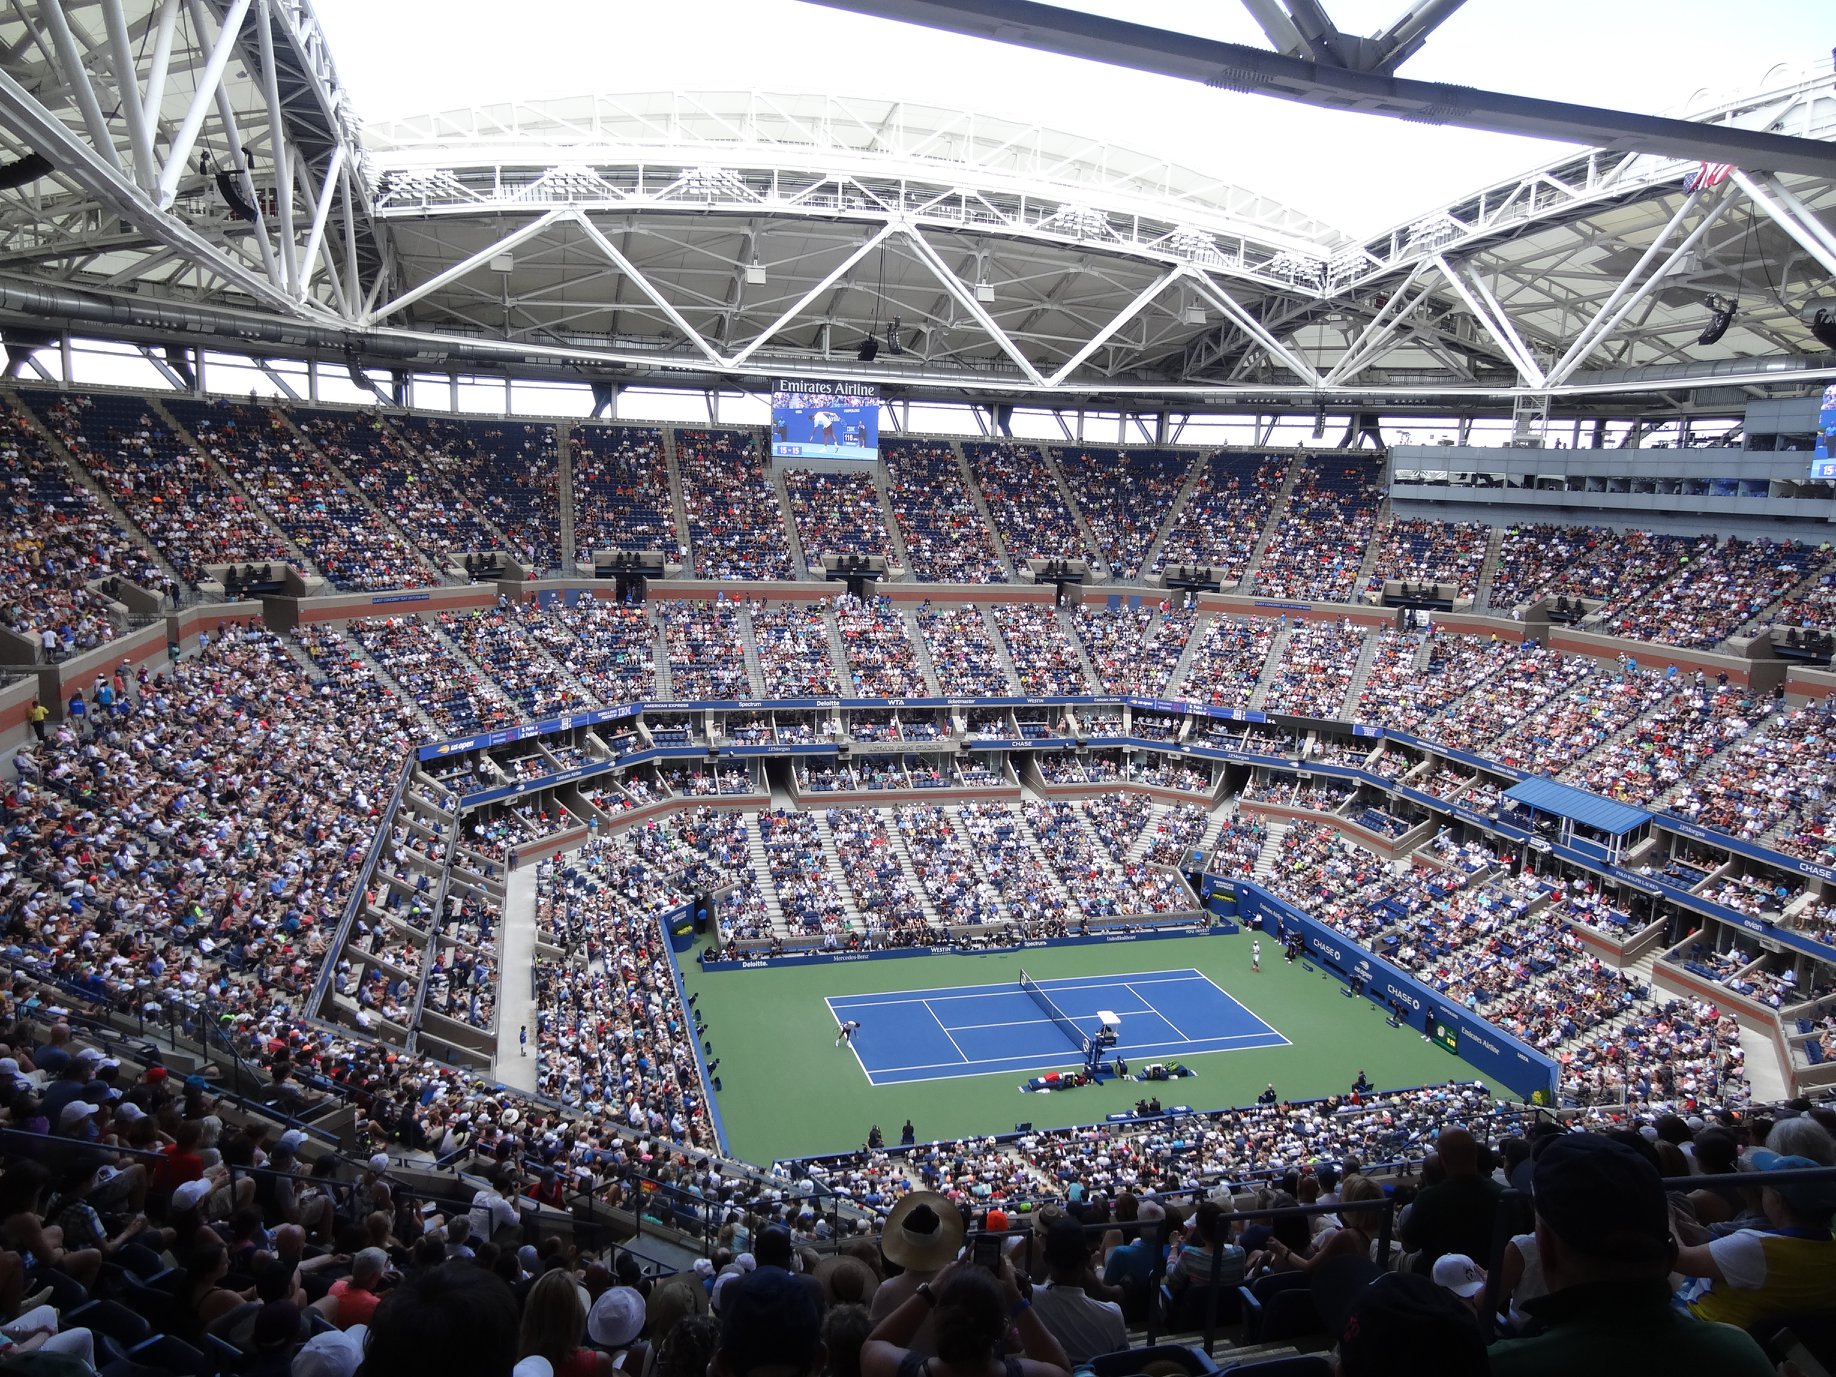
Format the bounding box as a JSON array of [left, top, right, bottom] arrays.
[[1188, 969, 1290, 1045], [1125, 982, 1192, 1040], [823, 997, 879, 1081], [923, 999, 972, 1064], [1027, 968, 1210, 992], [829, 970, 1210, 1010], [867, 1029, 1288, 1077]]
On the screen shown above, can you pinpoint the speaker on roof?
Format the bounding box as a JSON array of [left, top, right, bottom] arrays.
[[0, 152, 52, 191], [857, 337, 879, 362], [1810, 306, 1836, 353], [1696, 296, 1736, 347], [215, 169, 258, 222]]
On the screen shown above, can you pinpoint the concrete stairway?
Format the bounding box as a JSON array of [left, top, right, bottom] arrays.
[[1164, 611, 1214, 699], [869, 466, 913, 574], [771, 468, 812, 577], [1246, 623, 1295, 711], [1194, 811, 1232, 872], [140, 397, 321, 576], [978, 606, 1025, 694], [661, 427, 693, 559], [649, 610, 674, 699], [810, 810, 866, 928], [1138, 450, 1209, 576], [885, 814, 946, 927], [822, 605, 854, 690], [1341, 628, 1387, 717], [736, 605, 769, 696], [554, 421, 576, 573], [265, 406, 457, 582], [1251, 820, 1292, 881], [2, 385, 186, 588], [902, 605, 946, 695], [340, 627, 443, 735], [744, 819, 791, 939], [1039, 444, 1103, 571], [1056, 606, 1104, 693], [1473, 524, 1508, 611], [951, 440, 1018, 578], [1239, 455, 1305, 593], [1350, 520, 1386, 601], [372, 412, 520, 559], [1125, 804, 1166, 863]]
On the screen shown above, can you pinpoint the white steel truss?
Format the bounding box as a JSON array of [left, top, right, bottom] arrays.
[[0, 0, 388, 317], [0, 54, 1832, 406]]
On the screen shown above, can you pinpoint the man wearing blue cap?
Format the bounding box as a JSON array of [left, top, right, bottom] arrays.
[[1488, 1132, 1773, 1377], [1674, 1148, 1836, 1329]]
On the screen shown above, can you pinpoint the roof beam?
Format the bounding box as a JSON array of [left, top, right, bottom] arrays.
[[1434, 254, 1544, 387], [1730, 170, 1836, 279], [97, 0, 157, 191], [0, 61, 302, 317], [1546, 189, 1735, 386], [1278, 0, 1353, 68], [568, 212, 725, 365], [253, 0, 299, 294], [367, 210, 568, 322], [902, 225, 1047, 385], [154, 0, 252, 208], [35, 0, 123, 176], [798, 0, 1836, 177], [1046, 265, 1181, 386], [730, 221, 899, 368], [1369, 0, 1467, 74], [1184, 274, 1322, 386]]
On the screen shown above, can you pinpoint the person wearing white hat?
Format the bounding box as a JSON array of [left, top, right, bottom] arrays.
[[518, 1270, 607, 1377], [1430, 1253, 1488, 1317], [292, 1322, 368, 1377], [54, 1100, 100, 1140], [587, 1284, 646, 1362]]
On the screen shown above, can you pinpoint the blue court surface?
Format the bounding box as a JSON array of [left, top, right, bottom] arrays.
[[826, 968, 1288, 1086]]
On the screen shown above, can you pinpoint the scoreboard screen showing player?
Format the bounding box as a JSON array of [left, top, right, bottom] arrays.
[[1814, 382, 1836, 480], [771, 378, 881, 464]]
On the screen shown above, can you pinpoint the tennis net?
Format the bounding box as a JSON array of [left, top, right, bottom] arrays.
[[1018, 969, 1088, 1050]]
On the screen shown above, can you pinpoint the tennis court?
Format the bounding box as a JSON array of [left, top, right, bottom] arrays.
[[826, 968, 1288, 1085]]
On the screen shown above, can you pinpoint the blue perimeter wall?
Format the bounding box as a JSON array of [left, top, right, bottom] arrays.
[[1233, 881, 1559, 1103]]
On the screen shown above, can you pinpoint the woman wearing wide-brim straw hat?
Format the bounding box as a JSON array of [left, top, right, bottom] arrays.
[[869, 1192, 967, 1353]]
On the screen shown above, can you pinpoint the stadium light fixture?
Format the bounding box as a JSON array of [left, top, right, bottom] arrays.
[[1183, 303, 1206, 326], [490, 254, 515, 273], [745, 258, 767, 286], [976, 276, 995, 303]]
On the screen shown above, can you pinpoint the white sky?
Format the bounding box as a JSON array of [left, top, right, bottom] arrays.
[[310, 0, 1835, 237]]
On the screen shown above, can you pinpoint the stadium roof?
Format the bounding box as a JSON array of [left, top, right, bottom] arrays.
[[0, 2, 1832, 414]]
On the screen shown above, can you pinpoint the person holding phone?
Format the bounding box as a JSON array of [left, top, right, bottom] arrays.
[[861, 1254, 1070, 1377]]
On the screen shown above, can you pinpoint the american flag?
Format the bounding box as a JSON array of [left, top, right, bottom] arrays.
[[1682, 161, 1734, 192]]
